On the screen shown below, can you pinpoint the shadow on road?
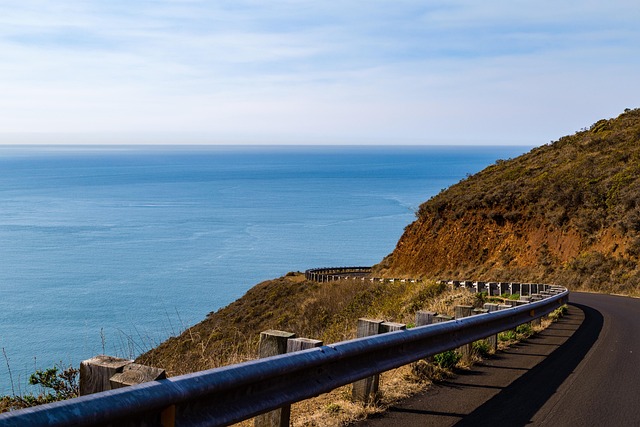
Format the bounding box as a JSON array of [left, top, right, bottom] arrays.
[[453, 303, 603, 426]]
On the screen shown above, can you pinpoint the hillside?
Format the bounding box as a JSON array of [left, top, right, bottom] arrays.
[[376, 108, 640, 296], [136, 274, 459, 376]]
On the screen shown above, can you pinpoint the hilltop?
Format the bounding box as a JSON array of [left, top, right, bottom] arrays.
[[376, 108, 640, 296]]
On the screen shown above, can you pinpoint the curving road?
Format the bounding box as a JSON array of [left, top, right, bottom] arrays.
[[358, 292, 640, 426]]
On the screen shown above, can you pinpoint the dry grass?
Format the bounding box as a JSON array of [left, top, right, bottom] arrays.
[[137, 275, 457, 375], [231, 364, 434, 427], [234, 304, 569, 426], [136, 275, 568, 427], [228, 289, 558, 427]]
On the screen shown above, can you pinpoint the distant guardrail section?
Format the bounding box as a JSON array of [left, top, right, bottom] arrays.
[[0, 274, 569, 427], [305, 267, 423, 283]]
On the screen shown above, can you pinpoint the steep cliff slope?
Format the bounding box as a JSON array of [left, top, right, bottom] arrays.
[[377, 108, 640, 295]]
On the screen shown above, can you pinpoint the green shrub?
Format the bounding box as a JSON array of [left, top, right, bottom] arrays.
[[474, 292, 488, 307], [548, 304, 569, 322], [498, 330, 517, 341], [472, 340, 492, 357], [0, 364, 79, 413], [29, 364, 79, 400], [515, 323, 533, 337], [433, 350, 462, 369]]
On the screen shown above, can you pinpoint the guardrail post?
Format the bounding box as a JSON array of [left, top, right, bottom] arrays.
[[287, 337, 323, 353], [109, 363, 166, 390], [483, 303, 499, 351], [351, 319, 406, 404], [455, 305, 474, 363], [380, 322, 406, 333], [433, 314, 454, 323], [531, 312, 542, 327], [80, 355, 133, 396], [415, 311, 436, 361], [255, 330, 296, 427], [415, 311, 436, 327], [473, 308, 490, 353], [496, 304, 515, 341], [352, 319, 383, 404]]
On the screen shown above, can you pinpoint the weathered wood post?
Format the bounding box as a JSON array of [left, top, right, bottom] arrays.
[[109, 363, 166, 390], [433, 314, 454, 323], [380, 321, 406, 333], [352, 319, 383, 404], [483, 303, 500, 352], [415, 311, 436, 327], [415, 311, 436, 362], [255, 330, 296, 427], [352, 319, 406, 404], [454, 305, 474, 363], [287, 337, 323, 353], [80, 355, 167, 398], [80, 355, 133, 396], [531, 308, 542, 327], [496, 304, 515, 341], [473, 308, 490, 354]]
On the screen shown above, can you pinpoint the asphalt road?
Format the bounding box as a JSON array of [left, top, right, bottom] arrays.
[[357, 292, 640, 427]]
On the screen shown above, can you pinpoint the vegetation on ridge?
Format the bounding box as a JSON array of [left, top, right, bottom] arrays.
[[377, 108, 640, 295]]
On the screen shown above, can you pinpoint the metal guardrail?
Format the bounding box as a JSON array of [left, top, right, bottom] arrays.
[[0, 285, 569, 427]]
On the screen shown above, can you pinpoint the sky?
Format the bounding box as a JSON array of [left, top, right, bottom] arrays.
[[0, 1, 639, 145]]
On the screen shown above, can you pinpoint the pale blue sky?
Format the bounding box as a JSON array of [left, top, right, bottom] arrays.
[[1, 1, 638, 145]]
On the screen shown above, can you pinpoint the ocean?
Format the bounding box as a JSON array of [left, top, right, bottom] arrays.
[[0, 144, 531, 394]]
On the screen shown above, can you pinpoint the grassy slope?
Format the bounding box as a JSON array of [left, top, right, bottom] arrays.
[[377, 108, 640, 295], [137, 274, 454, 375]]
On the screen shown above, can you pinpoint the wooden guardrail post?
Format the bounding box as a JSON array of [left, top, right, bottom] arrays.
[[483, 303, 499, 351], [380, 321, 406, 333], [255, 330, 296, 427], [287, 337, 323, 353], [80, 355, 166, 397], [109, 363, 166, 390], [454, 305, 474, 363], [415, 311, 436, 327], [531, 311, 542, 327], [473, 308, 490, 354], [80, 355, 133, 396], [415, 311, 436, 361], [433, 314, 454, 323], [352, 319, 406, 404], [352, 319, 383, 404]]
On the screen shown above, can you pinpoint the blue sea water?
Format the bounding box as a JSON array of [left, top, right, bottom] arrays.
[[0, 144, 531, 394]]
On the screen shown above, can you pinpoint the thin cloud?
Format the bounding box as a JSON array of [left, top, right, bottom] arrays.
[[0, 1, 638, 144]]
